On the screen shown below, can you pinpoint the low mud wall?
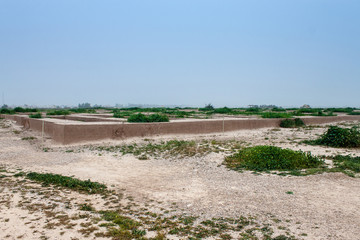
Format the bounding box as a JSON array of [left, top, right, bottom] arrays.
[[48, 115, 124, 122], [2, 114, 360, 144]]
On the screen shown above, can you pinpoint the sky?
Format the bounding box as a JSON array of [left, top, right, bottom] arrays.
[[1, 0, 359, 108]]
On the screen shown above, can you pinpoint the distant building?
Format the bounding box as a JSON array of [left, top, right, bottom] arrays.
[[301, 104, 311, 109]]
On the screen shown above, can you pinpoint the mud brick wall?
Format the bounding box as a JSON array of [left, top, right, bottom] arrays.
[[2, 114, 360, 144]]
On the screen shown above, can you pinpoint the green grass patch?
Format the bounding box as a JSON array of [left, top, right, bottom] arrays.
[[224, 145, 324, 172], [26, 172, 107, 194], [304, 126, 360, 148]]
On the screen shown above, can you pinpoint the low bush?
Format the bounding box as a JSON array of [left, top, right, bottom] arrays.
[[147, 113, 169, 122], [127, 113, 169, 122], [127, 113, 149, 122], [0, 108, 15, 114], [280, 119, 295, 128], [294, 118, 305, 127], [280, 118, 305, 128], [348, 112, 360, 115], [271, 107, 286, 112], [46, 110, 71, 115], [224, 145, 323, 172], [29, 113, 42, 118], [69, 108, 96, 114], [14, 107, 38, 113], [246, 107, 261, 113], [310, 111, 336, 117], [113, 111, 133, 118], [305, 126, 360, 148], [26, 172, 107, 194], [261, 112, 292, 118], [326, 108, 354, 113], [213, 107, 232, 114]]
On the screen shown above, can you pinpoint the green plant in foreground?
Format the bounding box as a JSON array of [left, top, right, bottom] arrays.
[[26, 172, 107, 194], [224, 145, 323, 172], [304, 126, 360, 148]]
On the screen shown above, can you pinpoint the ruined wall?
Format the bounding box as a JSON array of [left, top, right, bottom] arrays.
[[2, 114, 360, 144]]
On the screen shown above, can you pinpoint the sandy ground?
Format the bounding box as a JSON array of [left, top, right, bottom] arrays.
[[1, 119, 360, 239]]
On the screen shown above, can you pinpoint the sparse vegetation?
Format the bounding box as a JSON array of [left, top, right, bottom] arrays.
[[86, 139, 244, 160], [21, 136, 36, 140], [26, 172, 107, 194], [331, 155, 360, 174], [0, 168, 299, 240]]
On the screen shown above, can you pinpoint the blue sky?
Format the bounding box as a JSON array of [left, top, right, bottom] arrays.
[[1, 0, 359, 107]]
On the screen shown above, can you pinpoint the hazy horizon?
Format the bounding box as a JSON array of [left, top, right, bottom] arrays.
[[1, 1, 359, 108]]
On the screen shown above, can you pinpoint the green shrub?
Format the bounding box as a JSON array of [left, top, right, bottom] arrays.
[[204, 103, 214, 110], [26, 172, 107, 194], [46, 110, 71, 115], [0, 108, 15, 114], [279, 119, 295, 128], [310, 111, 336, 117], [348, 112, 360, 115], [69, 108, 96, 114], [127, 113, 169, 123], [14, 107, 38, 112], [280, 118, 305, 128], [261, 112, 292, 118], [213, 107, 232, 114], [113, 111, 133, 118], [147, 114, 169, 122], [294, 118, 305, 127], [271, 107, 286, 112], [29, 113, 42, 118], [326, 108, 354, 113], [224, 145, 323, 172], [246, 107, 261, 113], [307, 126, 360, 148], [127, 113, 149, 122]]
